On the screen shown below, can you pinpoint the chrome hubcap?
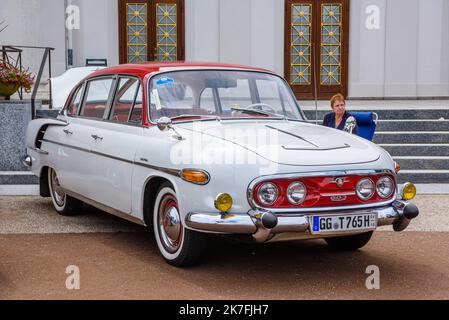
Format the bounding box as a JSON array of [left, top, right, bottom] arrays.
[[158, 196, 182, 253], [50, 169, 65, 207]]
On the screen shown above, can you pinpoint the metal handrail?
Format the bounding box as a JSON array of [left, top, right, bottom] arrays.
[[1, 45, 55, 119]]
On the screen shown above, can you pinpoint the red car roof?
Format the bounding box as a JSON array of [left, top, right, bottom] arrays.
[[89, 61, 272, 78]]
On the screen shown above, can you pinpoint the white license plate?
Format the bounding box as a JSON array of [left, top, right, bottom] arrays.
[[310, 213, 377, 234]]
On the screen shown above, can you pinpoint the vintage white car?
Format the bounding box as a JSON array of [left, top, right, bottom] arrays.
[[24, 62, 419, 266]]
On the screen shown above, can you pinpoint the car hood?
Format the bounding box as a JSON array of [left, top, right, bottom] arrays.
[[176, 120, 381, 166]]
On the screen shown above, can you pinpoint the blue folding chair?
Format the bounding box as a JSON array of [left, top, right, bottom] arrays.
[[351, 112, 378, 141]]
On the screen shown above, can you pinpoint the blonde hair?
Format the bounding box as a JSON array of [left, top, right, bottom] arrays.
[[330, 93, 345, 109]]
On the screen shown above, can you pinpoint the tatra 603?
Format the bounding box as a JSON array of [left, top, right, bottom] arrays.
[[24, 62, 419, 266]]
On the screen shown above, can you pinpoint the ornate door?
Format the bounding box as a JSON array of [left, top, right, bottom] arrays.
[[285, 0, 349, 99], [118, 0, 185, 63]]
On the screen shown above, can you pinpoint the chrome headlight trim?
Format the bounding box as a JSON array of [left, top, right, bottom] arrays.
[[356, 178, 375, 201], [257, 182, 279, 206], [287, 182, 307, 205], [376, 176, 395, 199]]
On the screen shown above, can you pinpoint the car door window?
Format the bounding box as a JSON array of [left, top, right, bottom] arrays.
[[110, 77, 139, 123], [129, 84, 142, 124], [80, 78, 114, 119], [67, 85, 83, 116]]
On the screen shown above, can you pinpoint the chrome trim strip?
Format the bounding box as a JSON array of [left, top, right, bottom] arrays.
[[247, 169, 397, 213], [282, 144, 351, 151], [321, 192, 356, 197], [41, 138, 210, 182], [65, 190, 146, 226], [185, 212, 257, 234], [29, 146, 49, 155], [265, 125, 319, 148]]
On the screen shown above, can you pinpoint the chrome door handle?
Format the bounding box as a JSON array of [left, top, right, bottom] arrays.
[[63, 129, 73, 135], [91, 134, 103, 141]]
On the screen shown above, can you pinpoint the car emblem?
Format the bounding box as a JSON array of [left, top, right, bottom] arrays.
[[333, 177, 348, 187], [330, 195, 347, 202]]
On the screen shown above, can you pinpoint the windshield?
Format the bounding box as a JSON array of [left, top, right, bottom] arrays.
[[148, 70, 304, 122]]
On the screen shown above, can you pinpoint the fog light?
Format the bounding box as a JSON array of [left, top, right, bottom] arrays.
[[402, 182, 416, 200], [215, 193, 233, 212]]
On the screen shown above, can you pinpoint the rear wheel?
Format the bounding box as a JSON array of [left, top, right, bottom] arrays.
[[48, 168, 82, 216], [324, 231, 374, 251], [153, 182, 206, 267]]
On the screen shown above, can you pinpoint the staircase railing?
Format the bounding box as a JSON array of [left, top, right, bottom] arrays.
[[1, 45, 55, 119]]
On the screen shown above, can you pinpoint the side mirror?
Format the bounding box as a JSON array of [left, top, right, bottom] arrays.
[[344, 116, 356, 134], [157, 117, 172, 131]]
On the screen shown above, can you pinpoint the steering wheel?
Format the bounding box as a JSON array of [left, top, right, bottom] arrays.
[[243, 103, 277, 114]]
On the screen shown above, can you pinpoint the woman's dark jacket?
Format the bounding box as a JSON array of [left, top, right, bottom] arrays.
[[322, 111, 358, 135]]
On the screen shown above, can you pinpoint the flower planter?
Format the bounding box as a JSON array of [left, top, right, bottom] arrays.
[[0, 81, 20, 99]]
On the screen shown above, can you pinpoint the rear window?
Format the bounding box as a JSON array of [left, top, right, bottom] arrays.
[[80, 78, 114, 119]]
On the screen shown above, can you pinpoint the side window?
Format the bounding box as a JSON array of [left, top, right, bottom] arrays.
[[80, 78, 114, 119], [110, 77, 139, 123], [129, 84, 142, 123], [67, 85, 83, 116]]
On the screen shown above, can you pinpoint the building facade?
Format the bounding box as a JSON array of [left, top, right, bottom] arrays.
[[1, 0, 448, 99]]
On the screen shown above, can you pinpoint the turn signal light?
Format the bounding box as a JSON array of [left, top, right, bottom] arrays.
[[395, 162, 401, 173], [402, 182, 416, 200], [180, 169, 210, 185]]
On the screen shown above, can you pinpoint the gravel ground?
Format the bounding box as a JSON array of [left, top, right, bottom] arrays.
[[0, 195, 447, 234]]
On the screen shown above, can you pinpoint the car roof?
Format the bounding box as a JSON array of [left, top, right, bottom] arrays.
[[89, 61, 273, 78]]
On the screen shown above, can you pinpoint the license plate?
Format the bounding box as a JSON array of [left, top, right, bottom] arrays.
[[310, 213, 377, 234]]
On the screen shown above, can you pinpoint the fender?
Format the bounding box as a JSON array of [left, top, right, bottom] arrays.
[[26, 118, 68, 150]]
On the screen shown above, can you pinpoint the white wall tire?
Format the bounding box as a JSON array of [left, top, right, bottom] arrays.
[[153, 183, 206, 266], [48, 168, 82, 216]]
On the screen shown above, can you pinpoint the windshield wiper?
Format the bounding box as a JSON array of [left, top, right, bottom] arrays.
[[230, 107, 286, 119]]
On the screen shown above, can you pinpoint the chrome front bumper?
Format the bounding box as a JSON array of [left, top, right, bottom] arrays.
[[185, 200, 419, 243]]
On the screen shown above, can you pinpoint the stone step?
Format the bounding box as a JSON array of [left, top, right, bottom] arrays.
[[0, 173, 38, 185], [304, 109, 449, 120], [312, 119, 449, 131], [397, 170, 449, 184], [380, 144, 449, 157], [393, 157, 449, 170], [373, 132, 449, 144], [376, 120, 449, 131]]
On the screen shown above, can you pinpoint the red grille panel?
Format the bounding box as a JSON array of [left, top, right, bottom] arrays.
[[253, 174, 396, 209]]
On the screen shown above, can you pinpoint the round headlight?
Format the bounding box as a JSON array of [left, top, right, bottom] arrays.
[[376, 176, 395, 198], [257, 182, 278, 206], [214, 193, 233, 212], [287, 182, 307, 205], [402, 182, 416, 200], [356, 178, 375, 200]]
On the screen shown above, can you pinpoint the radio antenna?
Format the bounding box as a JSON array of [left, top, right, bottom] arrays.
[[312, 43, 319, 125]]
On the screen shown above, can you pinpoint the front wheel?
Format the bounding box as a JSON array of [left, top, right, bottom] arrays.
[[324, 231, 374, 251], [153, 183, 206, 267]]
